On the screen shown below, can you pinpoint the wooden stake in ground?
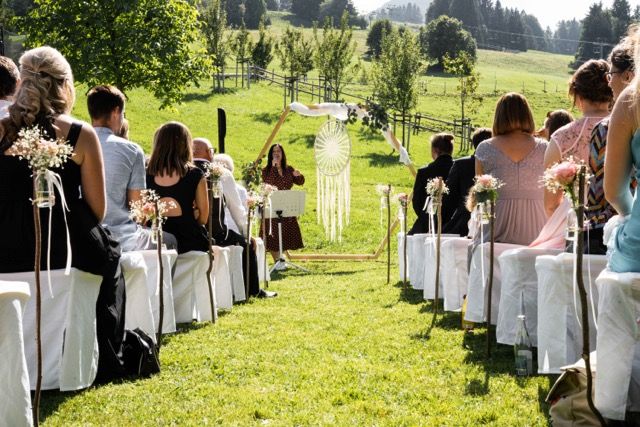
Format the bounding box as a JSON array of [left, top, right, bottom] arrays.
[[574, 166, 606, 426], [154, 209, 167, 348], [402, 205, 407, 288], [386, 184, 391, 284], [262, 210, 268, 289], [205, 189, 216, 320], [245, 208, 252, 299], [32, 177, 42, 427], [486, 199, 495, 359], [433, 197, 443, 319]]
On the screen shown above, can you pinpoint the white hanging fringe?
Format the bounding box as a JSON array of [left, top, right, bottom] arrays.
[[316, 162, 350, 242]]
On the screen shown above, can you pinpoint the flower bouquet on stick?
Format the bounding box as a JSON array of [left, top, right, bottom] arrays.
[[396, 192, 410, 287], [129, 190, 178, 341], [376, 184, 393, 284], [258, 183, 278, 288], [7, 125, 74, 426], [542, 159, 604, 424], [425, 177, 449, 321], [466, 174, 502, 358]]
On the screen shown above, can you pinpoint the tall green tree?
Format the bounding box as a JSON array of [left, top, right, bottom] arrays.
[[232, 21, 254, 60], [202, 0, 230, 92], [225, 0, 245, 27], [426, 0, 451, 22], [275, 26, 314, 79], [22, 0, 211, 108], [371, 28, 422, 137], [366, 19, 392, 58], [611, 0, 632, 42], [251, 18, 274, 69], [572, 3, 613, 68], [243, 0, 267, 29], [443, 51, 480, 122], [448, 0, 484, 41], [420, 15, 477, 69], [313, 12, 358, 100], [290, 0, 321, 23], [318, 0, 357, 26]]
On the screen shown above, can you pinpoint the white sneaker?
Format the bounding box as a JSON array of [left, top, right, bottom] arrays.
[[275, 262, 287, 271]]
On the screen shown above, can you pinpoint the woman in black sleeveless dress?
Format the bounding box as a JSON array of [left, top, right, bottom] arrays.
[[146, 122, 209, 254], [0, 47, 127, 382]]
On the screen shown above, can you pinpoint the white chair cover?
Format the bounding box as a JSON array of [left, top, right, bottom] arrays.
[[255, 237, 271, 284], [422, 234, 463, 300], [496, 247, 562, 346], [397, 232, 408, 282], [536, 253, 606, 374], [464, 242, 523, 324], [408, 234, 429, 290], [140, 249, 178, 334], [0, 281, 32, 426], [120, 252, 155, 339], [228, 246, 246, 299], [1, 269, 101, 391], [173, 251, 218, 323], [441, 237, 472, 312], [211, 246, 234, 309], [595, 269, 640, 420]]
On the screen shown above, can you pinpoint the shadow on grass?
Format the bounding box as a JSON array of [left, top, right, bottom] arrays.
[[251, 111, 282, 124], [395, 281, 423, 305], [40, 389, 79, 422], [356, 126, 384, 142], [362, 152, 401, 168], [285, 134, 315, 148]]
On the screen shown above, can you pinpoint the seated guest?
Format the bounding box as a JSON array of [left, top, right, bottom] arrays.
[[0, 47, 126, 381], [0, 56, 18, 118], [146, 122, 210, 254], [117, 117, 129, 139], [408, 133, 454, 235], [586, 35, 636, 254], [530, 59, 612, 249], [536, 109, 574, 141], [87, 85, 176, 251], [475, 93, 547, 245], [214, 153, 249, 234], [442, 128, 492, 236], [196, 152, 275, 298], [192, 137, 214, 169]]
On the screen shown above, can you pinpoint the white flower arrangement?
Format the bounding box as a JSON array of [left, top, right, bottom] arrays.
[[7, 125, 73, 172], [425, 177, 450, 198], [376, 183, 392, 196], [129, 189, 175, 225]]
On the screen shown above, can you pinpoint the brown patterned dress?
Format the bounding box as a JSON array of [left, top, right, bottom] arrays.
[[260, 165, 305, 252]]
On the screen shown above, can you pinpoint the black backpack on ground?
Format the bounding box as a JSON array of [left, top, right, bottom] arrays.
[[122, 328, 160, 378]]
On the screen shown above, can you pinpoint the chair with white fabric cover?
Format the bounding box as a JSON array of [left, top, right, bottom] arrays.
[[441, 237, 472, 312], [397, 232, 408, 282], [1, 268, 101, 391], [496, 247, 562, 346], [594, 269, 640, 421], [140, 249, 178, 334], [408, 234, 429, 290], [255, 237, 271, 284], [172, 251, 218, 323], [536, 253, 607, 374], [464, 242, 523, 324], [422, 234, 464, 300], [228, 245, 246, 300], [211, 246, 234, 308], [0, 281, 32, 426], [120, 251, 155, 339]]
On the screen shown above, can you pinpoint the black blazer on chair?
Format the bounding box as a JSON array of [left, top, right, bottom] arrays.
[[442, 155, 476, 236], [408, 154, 454, 235]]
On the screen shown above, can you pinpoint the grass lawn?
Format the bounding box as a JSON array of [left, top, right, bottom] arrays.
[[42, 44, 579, 425], [41, 261, 552, 426]]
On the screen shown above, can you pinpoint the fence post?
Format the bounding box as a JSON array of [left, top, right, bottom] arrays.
[[235, 60, 239, 87], [247, 63, 251, 89]]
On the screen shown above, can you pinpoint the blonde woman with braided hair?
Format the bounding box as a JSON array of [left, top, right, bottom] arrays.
[[0, 46, 128, 382]]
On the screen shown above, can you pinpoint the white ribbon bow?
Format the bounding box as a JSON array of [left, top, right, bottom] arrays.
[[43, 169, 72, 297]]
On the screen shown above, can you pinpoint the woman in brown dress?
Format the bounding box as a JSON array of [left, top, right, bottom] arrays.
[[261, 144, 305, 260]]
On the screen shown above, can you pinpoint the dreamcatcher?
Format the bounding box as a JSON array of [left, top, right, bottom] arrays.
[[314, 119, 351, 242]]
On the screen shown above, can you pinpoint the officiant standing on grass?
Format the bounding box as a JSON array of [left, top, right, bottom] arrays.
[[261, 144, 305, 264]]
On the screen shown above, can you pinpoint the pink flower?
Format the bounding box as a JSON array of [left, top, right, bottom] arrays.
[[552, 162, 578, 186], [476, 174, 494, 187]]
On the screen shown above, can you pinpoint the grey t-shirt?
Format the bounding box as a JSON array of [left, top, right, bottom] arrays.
[[96, 127, 146, 251]]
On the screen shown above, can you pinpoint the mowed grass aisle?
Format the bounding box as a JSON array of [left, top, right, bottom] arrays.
[[41, 260, 551, 426]]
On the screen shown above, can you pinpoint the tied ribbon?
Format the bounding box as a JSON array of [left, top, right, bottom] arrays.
[[570, 215, 599, 331], [425, 196, 437, 253], [42, 169, 72, 297]]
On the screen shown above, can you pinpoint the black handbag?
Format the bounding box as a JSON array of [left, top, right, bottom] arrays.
[[122, 328, 161, 378]]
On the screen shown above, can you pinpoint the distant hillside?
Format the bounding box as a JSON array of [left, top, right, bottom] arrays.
[[375, 0, 431, 15]]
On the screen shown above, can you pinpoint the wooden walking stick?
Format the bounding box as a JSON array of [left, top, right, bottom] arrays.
[[402, 204, 408, 288], [574, 166, 606, 426], [433, 194, 443, 318], [486, 199, 495, 358], [245, 208, 252, 299], [32, 177, 43, 427], [155, 213, 166, 347], [262, 209, 269, 289]]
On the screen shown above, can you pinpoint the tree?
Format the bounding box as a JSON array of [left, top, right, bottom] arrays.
[[232, 22, 254, 60], [243, 0, 267, 29], [203, 0, 231, 91], [318, 0, 357, 26], [634, 5, 640, 22], [611, 0, 632, 42], [225, 0, 245, 27], [420, 15, 477, 70], [371, 28, 422, 144], [252, 18, 274, 69], [313, 13, 358, 100], [22, 0, 211, 108], [290, 0, 321, 23], [266, 0, 279, 10], [448, 0, 484, 42], [275, 26, 314, 79], [366, 19, 392, 58], [426, 0, 451, 22], [443, 51, 480, 122], [572, 3, 613, 68]]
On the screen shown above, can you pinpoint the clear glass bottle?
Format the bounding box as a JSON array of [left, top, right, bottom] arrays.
[[514, 314, 533, 376]]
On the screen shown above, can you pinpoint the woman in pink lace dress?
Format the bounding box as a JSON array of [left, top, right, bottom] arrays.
[[529, 59, 613, 249]]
